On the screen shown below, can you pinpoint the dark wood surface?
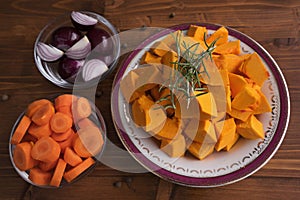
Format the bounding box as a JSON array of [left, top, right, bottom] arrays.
[[0, 0, 299, 199]]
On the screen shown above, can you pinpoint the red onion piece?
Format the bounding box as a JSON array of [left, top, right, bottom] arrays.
[[82, 59, 108, 81], [71, 11, 98, 26], [36, 42, 64, 62], [65, 36, 91, 59]]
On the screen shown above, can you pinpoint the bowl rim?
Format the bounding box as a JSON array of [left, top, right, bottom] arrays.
[[9, 94, 107, 188], [33, 10, 121, 89], [110, 22, 290, 187]]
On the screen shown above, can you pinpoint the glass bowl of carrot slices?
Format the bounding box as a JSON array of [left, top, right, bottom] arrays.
[[9, 94, 106, 188]]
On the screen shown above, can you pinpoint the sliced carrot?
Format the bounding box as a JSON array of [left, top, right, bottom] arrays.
[[54, 94, 77, 110], [64, 147, 83, 167], [76, 117, 97, 130], [51, 128, 74, 142], [29, 167, 52, 186], [73, 126, 104, 158], [49, 158, 67, 187], [56, 106, 73, 119], [63, 157, 95, 183], [28, 122, 52, 139], [39, 159, 58, 172], [13, 142, 38, 171], [73, 97, 92, 121], [26, 99, 52, 118], [31, 136, 61, 163], [50, 112, 73, 134], [31, 103, 55, 126], [58, 131, 76, 153], [11, 115, 32, 145]]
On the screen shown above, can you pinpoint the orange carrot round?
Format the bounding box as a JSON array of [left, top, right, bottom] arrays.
[[13, 142, 38, 171], [73, 97, 92, 121], [26, 99, 52, 118], [58, 131, 76, 153], [39, 159, 58, 172], [56, 106, 73, 119], [11, 115, 32, 145], [64, 147, 83, 167], [49, 158, 67, 187], [51, 128, 74, 142], [63, 157, 95, 183], [28, 122, 52, 139], [54, 94, 77, 110], [73, 126, 104, 158], [31, 136, 61, 163], [29, 167, 52, 186], [50, 112, 73, 134], [76, 117, 97, 130], [31, 103, 55, 126]]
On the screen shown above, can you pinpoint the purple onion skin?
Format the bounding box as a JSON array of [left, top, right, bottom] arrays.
[[51, 26, 82, 51], [86, 27, 113, 55], [71, 18, 95, 31], [58, 57, 84, 79]]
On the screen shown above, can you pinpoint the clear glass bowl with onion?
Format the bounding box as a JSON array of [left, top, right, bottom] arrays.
[[34, 11, 121, 89]]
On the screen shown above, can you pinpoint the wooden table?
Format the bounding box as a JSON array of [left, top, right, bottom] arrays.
[[1, 0, 299, 199]]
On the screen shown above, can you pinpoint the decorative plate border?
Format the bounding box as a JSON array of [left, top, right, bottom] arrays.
[[111, 23, 290, 187]]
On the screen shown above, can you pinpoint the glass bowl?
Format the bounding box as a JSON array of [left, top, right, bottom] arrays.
[[9, 94, 107, 188], [34, 11, 120, 89]]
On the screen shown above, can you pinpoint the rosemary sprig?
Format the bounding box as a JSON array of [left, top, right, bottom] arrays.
[[157, 31, 218, 110]]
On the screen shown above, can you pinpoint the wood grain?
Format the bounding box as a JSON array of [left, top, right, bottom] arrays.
[[0, 0, 299, 199]]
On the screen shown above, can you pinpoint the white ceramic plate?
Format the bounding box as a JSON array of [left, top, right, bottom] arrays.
[[111, 23, 290, 187]]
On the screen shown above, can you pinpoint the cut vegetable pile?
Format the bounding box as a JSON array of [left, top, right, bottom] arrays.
[[120, 25, 271, 160], [10, 94, 104, 187]]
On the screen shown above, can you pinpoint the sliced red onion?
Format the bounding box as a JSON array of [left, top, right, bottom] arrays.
[[65, 36, 91, 59], [71, 11, 98, 26], [36, 42, 64, 62], [82, 59, 108, 82]]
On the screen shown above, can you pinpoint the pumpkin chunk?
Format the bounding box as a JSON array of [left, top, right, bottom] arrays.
[[214, 118, 236, 151], [160, 134, 186, 157], [187, 25, 207, 41], [161, 50, 178, 68], [187, 141, 215, 160], [194, 92, 218, 120], [239, 52, 269, 86], [228, 73, 248, 97], [184, 120, 217, 144], [227, 108, 253, 122], [154, 117, 182, 140], [224, 132, 240, 151], [236, 115, 265, 139], [206, 26, 228, 46], [141, 51, 161, 64], [151, 41, 171, 57], [214, 40, 241, 55], [232, 86, 260, 110]]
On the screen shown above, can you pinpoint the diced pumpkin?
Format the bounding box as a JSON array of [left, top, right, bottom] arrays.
[[187, 140, 215, 160], [153, 117, 182, 140], [141, 51, 161, 64], [231, 86, 260, 110], [131, 95, 167, 134], [214, 40, 241, 55], [214, 118, 236, 151], [224, 132, 240, 151], [150, 85, 161, 101], [236, 115, 265, 139], [161, 30, 183, 50], [187, 25, 207, 41], [184, 120, 217, 144], [194, 92, 218, 120], [161, 50, 178, 68], [228, 73, 248, 97], [239, 52, 270, 86], [206, 26, 228, 46], [227, 108, 253, 122], [160, 134, 186, 157], [253, 89, 272, 114], [213, 54, 244, 74], [151, 41, 171, 57]]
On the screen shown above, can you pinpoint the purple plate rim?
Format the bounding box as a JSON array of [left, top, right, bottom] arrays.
[[111, 23, 290, 187]]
